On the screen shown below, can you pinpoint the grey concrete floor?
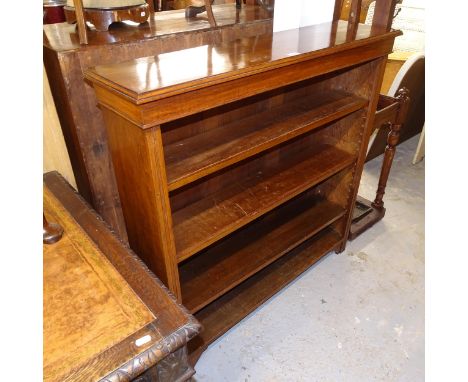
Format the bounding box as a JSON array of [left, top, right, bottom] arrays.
[[193, 136, 425, 382]]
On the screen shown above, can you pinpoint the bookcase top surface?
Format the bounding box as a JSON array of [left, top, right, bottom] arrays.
[[85, 20, 400, 104]]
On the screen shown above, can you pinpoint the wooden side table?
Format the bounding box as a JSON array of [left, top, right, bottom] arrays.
[[43, 171, 201, 382]]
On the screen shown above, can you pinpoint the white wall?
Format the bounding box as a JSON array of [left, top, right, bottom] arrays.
[[273, 0, 335, 32]]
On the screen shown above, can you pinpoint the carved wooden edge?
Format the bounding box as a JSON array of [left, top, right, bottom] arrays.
[[135, 347, 195, 382], [100, 319, 201, 382], [157, 347, 195, 382], [335, 111, 368, 252], [43, 171, 202, 381], [43, 171, 199, 316]]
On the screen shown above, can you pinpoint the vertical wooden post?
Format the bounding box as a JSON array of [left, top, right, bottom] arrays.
[[74, 0, 88, 45], [100, 107, 182, 301], [372, 87, 410, 209], [346, 0, 362, 41], [348, 0, 362, 25], [333, 0, 344, 22], [372, 0, 398, 32], [338, 57, 388, 251], [204, 0, 217, 27]]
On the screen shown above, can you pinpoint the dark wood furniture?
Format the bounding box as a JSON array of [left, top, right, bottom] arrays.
[[43, 171, 201, 381], [64, 1, 151, 34], [84, 1, 400, 362], [43, 213, 64, 244], [43, 3, 273, 241], [349, 88, 410, 239], [185, 1, 266, 27]]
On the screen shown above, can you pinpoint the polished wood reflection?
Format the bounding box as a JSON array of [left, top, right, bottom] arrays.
[[43, 3, 272, 51], [43, 3, 273, 243], [85, 20, 400, 102]]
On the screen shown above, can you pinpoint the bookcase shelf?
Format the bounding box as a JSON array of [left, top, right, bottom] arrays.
[[188, 226, 343, 361], [164, 90, 367, 191], [180, 194, 346, 313], [172, 144, 355, 261], [86, 20, 400, 363]]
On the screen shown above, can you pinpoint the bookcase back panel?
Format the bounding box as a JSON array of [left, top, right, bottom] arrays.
[[160, 78, 326, 145]]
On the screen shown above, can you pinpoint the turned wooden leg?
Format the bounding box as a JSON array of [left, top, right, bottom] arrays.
[[204, 0, 217, 27], [371, 87, 410, 210], [43, 214, 64, 244]]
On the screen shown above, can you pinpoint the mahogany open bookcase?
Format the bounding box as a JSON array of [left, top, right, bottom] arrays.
[[85, 16, 400, 362]]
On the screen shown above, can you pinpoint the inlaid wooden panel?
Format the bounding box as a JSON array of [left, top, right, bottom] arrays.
[[43, 188, 157, 382]]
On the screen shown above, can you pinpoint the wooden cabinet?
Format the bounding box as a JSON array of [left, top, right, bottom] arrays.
[[85, 20, 400, 362]]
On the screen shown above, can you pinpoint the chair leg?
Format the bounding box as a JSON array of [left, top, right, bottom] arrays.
[[204, 0, 217, 27], [372, 87, 410, 210], [74, 0, 88, 44]]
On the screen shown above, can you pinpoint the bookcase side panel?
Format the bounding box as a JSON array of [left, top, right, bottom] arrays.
[[100, 107, 182, 299], [334, 57, 389, 250]]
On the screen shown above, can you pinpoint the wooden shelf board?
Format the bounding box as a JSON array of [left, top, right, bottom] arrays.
[[188, 227, 342, 364], [180, 197, 345, 313], [165, 90, 367, 191], [172, 144, 355, 261]]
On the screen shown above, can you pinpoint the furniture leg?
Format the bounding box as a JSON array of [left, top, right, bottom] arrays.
[[43, 213, 64, 244], [185, 0, 216, 27], [372, 87, 410, 210], [348, 88, 410, 240], [74, 0, 88, 44], [204, 0, 217, 27]]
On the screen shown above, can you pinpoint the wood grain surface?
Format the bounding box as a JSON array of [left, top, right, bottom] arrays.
[[44, 4, 272, 51], [43, 188, 156, 382], [43, 4, 273, 240], [163, 90, 367, 191], [84, 11, 400, 362], [43, 172, 201, 381], [180, 196, 345, 313], [172, 144, 355, 261], [85, 21, 400, 103]]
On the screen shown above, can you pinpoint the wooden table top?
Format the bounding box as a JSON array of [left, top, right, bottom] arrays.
[[84, 20, 401, 104], [43, 172, 201, 382], [43, 4, 272, 52]]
